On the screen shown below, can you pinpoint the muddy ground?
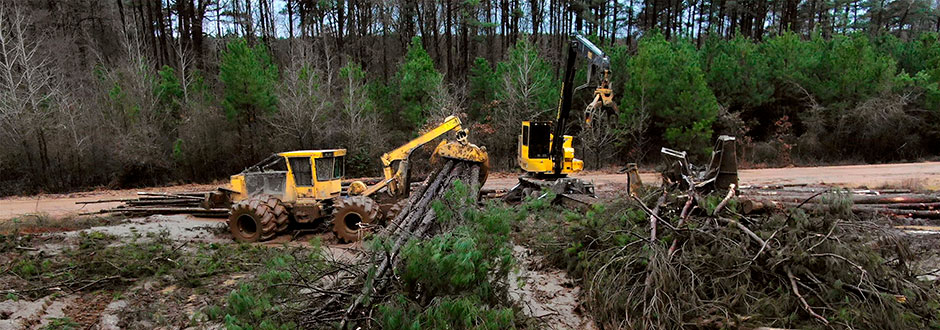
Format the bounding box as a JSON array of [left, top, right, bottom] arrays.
[[0, 215, 596, 329], [3, 161, 939, 221]]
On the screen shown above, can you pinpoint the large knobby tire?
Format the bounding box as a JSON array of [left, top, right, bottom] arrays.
[[228, 195, 290, 242], [332, 196, 379, 243], [381, 199, 408, 236]]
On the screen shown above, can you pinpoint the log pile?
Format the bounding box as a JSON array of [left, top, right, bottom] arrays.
[[341, 159, 485, 325], [78, 191, 231, 217], [739, 185, 940, 220]]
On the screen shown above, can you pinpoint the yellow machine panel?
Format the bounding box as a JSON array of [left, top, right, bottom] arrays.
[[517, 121, 583, 176], [229, 149, 346, 204]]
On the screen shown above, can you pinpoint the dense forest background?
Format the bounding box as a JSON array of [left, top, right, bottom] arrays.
[[1, 0, 939, 195]]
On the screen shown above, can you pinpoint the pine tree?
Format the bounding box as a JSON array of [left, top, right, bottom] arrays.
[[621, 32, 719, 158], [467, 57, 499, 119], [394, 36, 443, 129], [219, 39, 278, 123], [219, 38, 278, 160]]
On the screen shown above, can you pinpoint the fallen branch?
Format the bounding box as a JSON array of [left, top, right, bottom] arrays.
[[712, 184, 736, 215], [786, 266, 829, 325], [668, 194, 696, 257], [716, 217, 766, 247], [633, 192, 667, 242]]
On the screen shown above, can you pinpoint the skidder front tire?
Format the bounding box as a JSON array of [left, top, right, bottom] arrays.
[[332, 196, 379, 243], [228, 195, 289, 242]]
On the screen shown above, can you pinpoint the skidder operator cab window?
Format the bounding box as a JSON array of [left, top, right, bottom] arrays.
[[315, 155, 344, 181], [288, 157, 313, 186]]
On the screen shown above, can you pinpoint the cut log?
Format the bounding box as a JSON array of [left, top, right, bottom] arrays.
[[740, 198, 940, 219], [83, 207, 228, 216], [342, 159, 484, 326], [740, 192, 940, 205], [136, 192, 204, 200]]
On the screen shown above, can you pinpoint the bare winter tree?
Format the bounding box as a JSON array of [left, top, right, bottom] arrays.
[[0, 4, 64, 189], [485, 40, 556, 169], [268, 47, 333, 148], [581, 113, 621, 169], [95, 25, 176, 186], [427, 82, 464, 124], [618, 75, 652, 164], [338, 59, 382, 163]]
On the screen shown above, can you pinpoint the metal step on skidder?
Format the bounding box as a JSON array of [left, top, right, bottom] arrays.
[[226, 116, 488, 242]]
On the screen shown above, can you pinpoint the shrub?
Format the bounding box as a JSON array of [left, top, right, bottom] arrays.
[[381, 181, 522, 328], [379, 295, 515, 330], [620, 32, 719, 159]]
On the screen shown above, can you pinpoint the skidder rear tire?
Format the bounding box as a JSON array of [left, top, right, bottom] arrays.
[[332, 196, 379, 243], [228, 195, 289, 242], [381, 199, 408, 236]]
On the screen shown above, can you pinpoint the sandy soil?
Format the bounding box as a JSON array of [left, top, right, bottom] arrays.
[[510, 245, 596, 330], [2, 162, 938, 221]]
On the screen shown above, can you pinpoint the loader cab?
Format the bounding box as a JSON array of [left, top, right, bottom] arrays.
[[230, 149, 346, 203], [517, 121, 583, 176], [280, 150, 345, 202]]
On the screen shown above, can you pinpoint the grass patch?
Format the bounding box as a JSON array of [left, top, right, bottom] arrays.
[[0, 214, 123, 235], [42, 317, 80, 329], [1, 230, 284, 300]]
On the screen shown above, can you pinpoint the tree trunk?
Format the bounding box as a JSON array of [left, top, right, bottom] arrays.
[[116, 0, 128, 37], [446, 0, 453, 76]]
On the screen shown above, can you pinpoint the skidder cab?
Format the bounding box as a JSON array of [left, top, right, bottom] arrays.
[[228, 149, 360, 242]]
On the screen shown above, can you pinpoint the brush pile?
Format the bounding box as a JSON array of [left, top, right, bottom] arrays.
[[528, 186, 940, 328]]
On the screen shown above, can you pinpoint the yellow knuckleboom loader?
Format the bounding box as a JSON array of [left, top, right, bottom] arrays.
[[506, 34, 618, 207], [226, 115, 487, 243]]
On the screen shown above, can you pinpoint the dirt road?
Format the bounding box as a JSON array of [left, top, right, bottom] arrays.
[[484, 161, 940, 192], [2, 162, 938, 221], [0, 183, 220, 221]]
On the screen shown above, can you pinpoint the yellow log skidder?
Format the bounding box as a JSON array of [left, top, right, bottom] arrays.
[[226, 116, 488, 243]]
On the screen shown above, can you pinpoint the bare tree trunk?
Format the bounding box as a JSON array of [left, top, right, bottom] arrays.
[[116, 0, 128, 38], [155, 0, 170, 65], [446, 0, 453, 76]]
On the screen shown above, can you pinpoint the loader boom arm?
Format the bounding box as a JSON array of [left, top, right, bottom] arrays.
[[551, 34, 613, 175], [360, 115, 467, 197], [571, 34, 611, 92]]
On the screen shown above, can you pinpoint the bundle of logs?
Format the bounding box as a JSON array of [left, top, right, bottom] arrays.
[[78, 191, 231, 217], [339, 159, 484, 326], [739, 184, 940, 221]]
